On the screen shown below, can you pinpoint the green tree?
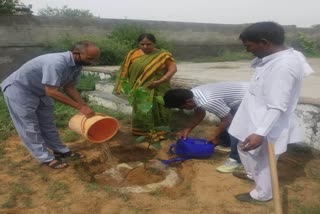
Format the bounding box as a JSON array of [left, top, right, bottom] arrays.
[[296, 32, 317, 56], [44, 24, 173, 65], [0, 0, 17, 14], [38, 5, 93, 17], [109, 23, 146, 49]]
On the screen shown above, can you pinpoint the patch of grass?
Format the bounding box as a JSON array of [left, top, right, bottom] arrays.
[[0, 143, 6, 159], [102, 185, 130, 201], [15, 144, 30, 156], [288, 196, 320, 214], [85, 183, 100, 192], [102, 185, 114, 193], [184, 182, 192, 190], [77, 73, 101, 92], [191, 50, 252, 63], [6, 160, 23, 176], [46, 181, 70, 200], [1, 194, 16, 208], [0, 93, 16, 142], [149, 188, 164, 197], [126, 205, 144, 214], [54, 102, 78, 128], [295, 205, 320, 214], [61, 130, 80, 142], [1, 182, 33, 209], [39, 171, 50, 182], [117, 192, 130, 201], [22, 198, 33, 208], [289, 184, 305, 192]]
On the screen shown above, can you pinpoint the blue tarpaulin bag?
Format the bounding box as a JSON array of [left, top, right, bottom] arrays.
[[161, 137, 215, 165]]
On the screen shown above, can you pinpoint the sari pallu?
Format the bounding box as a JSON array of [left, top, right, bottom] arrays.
[[114, 49, 175, 135]]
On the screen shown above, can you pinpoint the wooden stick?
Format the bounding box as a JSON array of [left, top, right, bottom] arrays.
[[268, 142, 283, 214]]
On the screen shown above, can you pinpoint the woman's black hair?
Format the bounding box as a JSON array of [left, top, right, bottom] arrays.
[[137, 33, 156, 43]]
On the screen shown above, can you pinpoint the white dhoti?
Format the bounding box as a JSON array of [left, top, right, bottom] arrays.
[[237, 142, 279, 201]]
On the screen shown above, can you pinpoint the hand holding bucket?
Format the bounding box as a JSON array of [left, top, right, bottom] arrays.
[[68, 112, 119, 143], [78, 105, 95, 118]]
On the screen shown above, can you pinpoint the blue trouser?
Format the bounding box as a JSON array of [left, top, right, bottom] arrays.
[[219, 130, 240, 163], [3, 84, 70, 163], [229, 134, 240, 163], [217, 108, 241, 163]]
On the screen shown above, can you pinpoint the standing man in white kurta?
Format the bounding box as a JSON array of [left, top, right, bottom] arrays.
[[228, 22, 309, 202]]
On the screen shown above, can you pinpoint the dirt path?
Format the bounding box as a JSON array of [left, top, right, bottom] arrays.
[[1, 120, 320, 214]]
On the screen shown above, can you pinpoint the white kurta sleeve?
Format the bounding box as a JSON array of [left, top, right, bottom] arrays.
[[254, 108, 281, 136]]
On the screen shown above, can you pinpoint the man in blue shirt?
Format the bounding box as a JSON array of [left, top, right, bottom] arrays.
[[1, 41, 100, 169]]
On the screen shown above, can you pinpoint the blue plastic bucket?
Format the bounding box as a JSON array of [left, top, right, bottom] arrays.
[[169, 137, 215, 159]]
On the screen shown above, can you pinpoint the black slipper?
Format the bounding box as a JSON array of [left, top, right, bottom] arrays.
[[54, 151, 85, 160], [44, 159, 69, 169]]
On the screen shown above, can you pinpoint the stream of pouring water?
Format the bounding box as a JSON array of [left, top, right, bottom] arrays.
[[102, 143, 113, 161]]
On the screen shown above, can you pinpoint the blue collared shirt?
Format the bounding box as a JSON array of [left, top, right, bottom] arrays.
[[1, 51, 82, 96]]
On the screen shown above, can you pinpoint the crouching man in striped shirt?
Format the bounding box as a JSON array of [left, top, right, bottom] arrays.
[[163, 81, 249, 172]]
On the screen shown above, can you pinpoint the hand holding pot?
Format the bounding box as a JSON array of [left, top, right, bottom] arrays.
[[79, 105, 95, 118]]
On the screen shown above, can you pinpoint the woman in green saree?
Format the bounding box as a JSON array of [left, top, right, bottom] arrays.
[[114, 33, 177, 135]]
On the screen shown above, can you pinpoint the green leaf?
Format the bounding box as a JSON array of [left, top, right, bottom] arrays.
[[135, 136, 146, 143], [151, 142, 161, 150], [137, 103, 153, 114], [154, 126, 171, 132], [155, 96, 164, 105], [121, 80, 131, 95], [132, 88, 150, 103], [127, 96, 134, 105]]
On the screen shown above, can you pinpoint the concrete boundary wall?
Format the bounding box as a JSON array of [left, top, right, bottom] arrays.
[[0, 15, 247, 47], [1, 15, 319, 81], [2, 15, 318, 47]]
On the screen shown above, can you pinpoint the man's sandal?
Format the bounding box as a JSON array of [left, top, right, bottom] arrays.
[[44, 159, 69, 169], [53, 151, 85, 160]]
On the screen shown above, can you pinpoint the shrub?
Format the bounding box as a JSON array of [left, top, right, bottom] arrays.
[[289, 32, 319, 57], [109, 23, 146, 49], [76, 73, 100, 92], [44, 23, 174, 65]]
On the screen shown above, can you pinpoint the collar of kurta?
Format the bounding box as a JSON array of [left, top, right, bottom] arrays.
[[250, 48, 294, 68]]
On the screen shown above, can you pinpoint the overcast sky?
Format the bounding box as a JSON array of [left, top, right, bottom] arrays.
[[21, 0, 320, 27]]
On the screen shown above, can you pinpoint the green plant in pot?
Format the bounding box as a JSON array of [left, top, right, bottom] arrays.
[[121, 79, 171, 149]]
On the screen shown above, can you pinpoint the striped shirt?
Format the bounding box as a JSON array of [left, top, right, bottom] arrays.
[[191, 82, 249, 118]]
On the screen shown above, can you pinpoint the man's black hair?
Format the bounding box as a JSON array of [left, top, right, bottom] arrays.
[[239, 22, 285, 45], [163, 89, 193, 108]]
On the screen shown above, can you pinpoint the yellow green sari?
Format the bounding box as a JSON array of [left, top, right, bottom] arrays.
[[113, 48, 175, 135]]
